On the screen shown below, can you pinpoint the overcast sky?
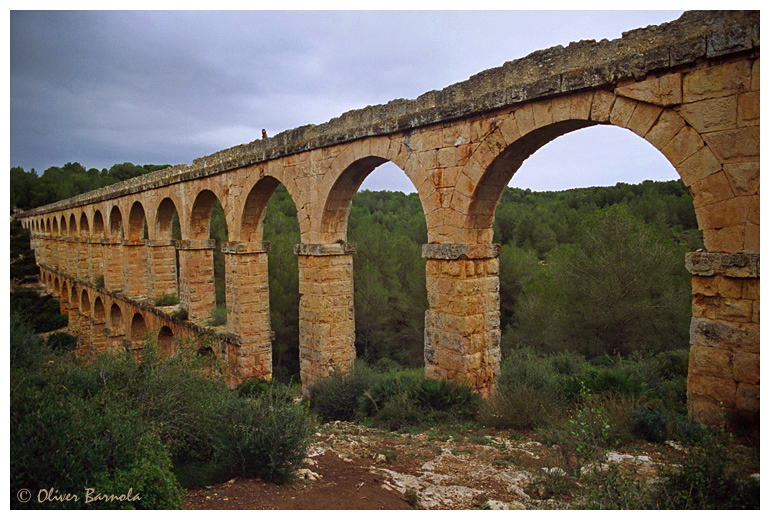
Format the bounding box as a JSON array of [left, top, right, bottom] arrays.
[[10, 9, 688, 193]]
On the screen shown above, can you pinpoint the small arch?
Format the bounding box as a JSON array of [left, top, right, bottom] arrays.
[[45, 218, 51, 234], [158, 326, 176, 356], [240, 176, 282, 242], [52, 217, 59, 236], [93, 210, 105, 238], [68, 214, 77, 237], [109, 206, 124, 239], [130, 313, 148, 341], [127, 201, 147, 240], [80, 289, 90, 314], [79, 212, 90, 237], [69, 285, 79, 310], [60, 215, 67, 236], [54, 277, 61, 297], [155, 197, 180, 240], [94, 297, 105, 322], [110, 303, 123, 330], [189, 189, 226, 240]]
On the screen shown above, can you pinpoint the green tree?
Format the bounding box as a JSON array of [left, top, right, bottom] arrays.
[[513, 205, 690, 357]]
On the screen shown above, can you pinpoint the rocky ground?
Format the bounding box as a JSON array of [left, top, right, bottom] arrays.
[[184, 421, 755, 510]]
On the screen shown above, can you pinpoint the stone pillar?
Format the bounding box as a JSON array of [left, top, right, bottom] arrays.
[[177, 239, 216, 323], [423, 243, 502, 397], [76, 238, 89, 280], [102, 239, 124, 291], [295, 243, 356, 394], [223, 241, 273, 384], [686, 251, 760, 428], [105, 328, 127, 355], [68, 305, 81, 338], [42, 234, 52, 266], [87, 238, 104, 286], [62, 238, 75, 276], [146, 239, 179, 302], [90, 315, 109, 354], [50, 236, 60, 268], [122, 239, 149, 299]]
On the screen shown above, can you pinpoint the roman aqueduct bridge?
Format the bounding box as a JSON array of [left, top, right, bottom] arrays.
[[18, 11, 759, 427]]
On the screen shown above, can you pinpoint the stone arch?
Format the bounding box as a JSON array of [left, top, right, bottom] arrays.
[[68, 214, 77, 237], [52, 217, 59, 236], [45, 218, 51, 233], [317, 141, 433, 244], [109, 206, 124, 239], [155, 197, 181, 240], [239, 176, 285, 242], [158, 326, 176, 356], [189, 189, 228, 240], [60, 215, 68, 236], [69, 284, 79, 310], [92, 210, 105, 238], [127, 201, 147, 240], [110, 303, 123, 331], [463, 95, 740, 250], [80, 289, 90, 315], [54, 277, 61, 298], [93, 297, 105, 322], [79, 211, 90, 237], [130, 313, 148, 341]]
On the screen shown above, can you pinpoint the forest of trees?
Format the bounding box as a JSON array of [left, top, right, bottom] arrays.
[[10, 163, 701, 382]]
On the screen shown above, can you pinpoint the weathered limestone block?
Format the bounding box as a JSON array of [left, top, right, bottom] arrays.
[[423, 243, 501, 397], [686, 251, 759, 278], [102, 239, 124, 291], [177, 239, 216, 323], [223, 241, 273, 383], [122, 240, 149, 299], [87, 238, 104, 285], [146, 239, 178, 301], [295, 243, 356, 394]]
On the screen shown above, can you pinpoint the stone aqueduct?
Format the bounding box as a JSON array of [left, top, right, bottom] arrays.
[[18, 11, 758, 426]]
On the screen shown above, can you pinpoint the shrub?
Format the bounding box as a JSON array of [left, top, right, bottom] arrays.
[[631, 404, 668, 442], [358, 369, 422, 419], [479, 383, 554, 430], [10, 312, 47, 369], [411, 378, 479, 419], [10, 288, 68, 333], [236, 378, 272, 398], [206, 305, 227, 326], [154, 293, 180, 306], [213, 387, 314, 483], [652, 431, 760, 509], [309, 363, 379, 422], [46, 331, 77, 353]]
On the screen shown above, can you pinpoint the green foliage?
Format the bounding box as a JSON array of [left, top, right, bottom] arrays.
[[10, 287, 68, 333], [631, 404, 668, 442], [309, 363, 379, 422], [153, 293, 180, 306], [10, 219, 39, 283], [236, 378, 273, 398], [10, 162, 169, 210], [46, 331, 77, 353], [10, 312, 48, 370], [652, 431, 760, 509], [213, 387, 314, 483], [512, 205, 691, 357], [206, 304, 227, 327]]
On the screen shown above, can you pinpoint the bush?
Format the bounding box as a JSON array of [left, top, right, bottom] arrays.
[[206, 304, 227, 326], [309, 363, 379, 422], [236, 378, 272, 398], [154, 293, 180, 306], [631, 404, 668, 442], [10, 288, 68, 333], [652, 431, 760, 509], [46, 331, 77, 352], [213, 387, 314, 483], [10, 312, 48, 369], [411, 378, 479, 419], [11, 377, 183, 509], [479, 383, 554, 430]]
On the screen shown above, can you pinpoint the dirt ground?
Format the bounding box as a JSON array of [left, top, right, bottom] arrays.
[[183, 421, 760, 510]]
